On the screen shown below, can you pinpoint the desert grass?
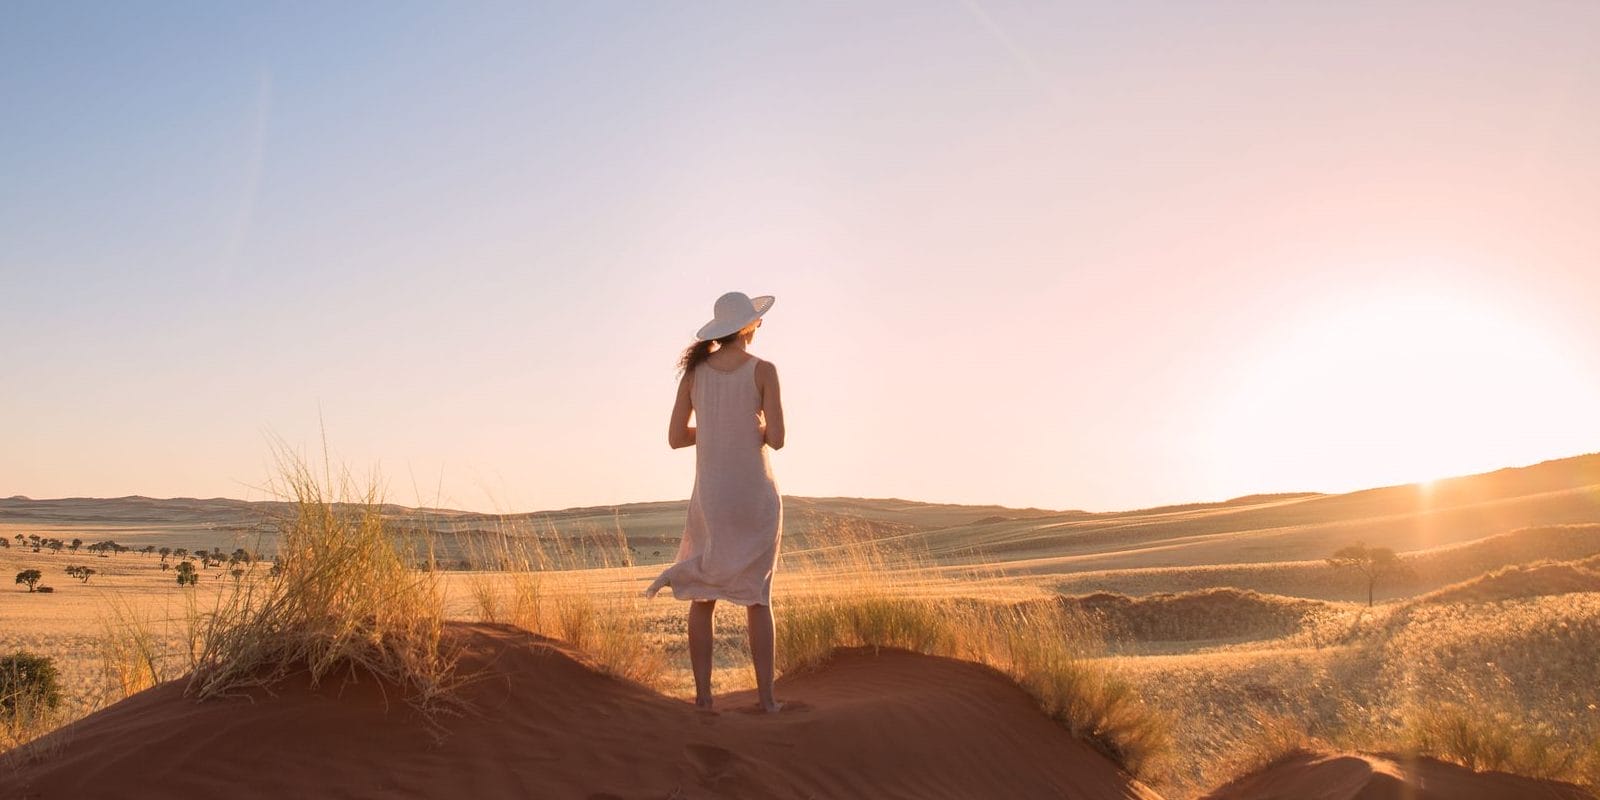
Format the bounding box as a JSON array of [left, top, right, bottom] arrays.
[[183, 452, 459, 713], [774, 520, 1172, 778], [460, 521, 670, 689], [1127, 587, 1600, 797]]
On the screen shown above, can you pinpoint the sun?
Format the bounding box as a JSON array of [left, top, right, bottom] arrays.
[[1207, 288, 1600, 494]]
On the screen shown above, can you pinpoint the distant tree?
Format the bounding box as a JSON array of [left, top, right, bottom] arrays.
[[0, 651, 62, 718], [159, 562, 171, 572], [174, 548, 188, 561], [14, 570, 43, 592], [0, 538, 8, 549], [141, 545, 155, 557], [175, 561, 199, 587], [69, 538, 82, 554], [1327, 543, 1407, 607], [67, 566, 95, 584], [158, 546, 172, 563], [230, 567, 245, 582]]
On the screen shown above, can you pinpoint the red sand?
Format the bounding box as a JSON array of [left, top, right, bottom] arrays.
[[8, 627, 1594, 799], [1202, 750, 1595, 800], [3, 623, 1161, 799]]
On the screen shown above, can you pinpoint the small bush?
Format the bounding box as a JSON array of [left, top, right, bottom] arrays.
[[1, 652, 63, 717]]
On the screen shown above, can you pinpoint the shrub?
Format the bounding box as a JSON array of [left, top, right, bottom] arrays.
[[0, 652, 63, 717]]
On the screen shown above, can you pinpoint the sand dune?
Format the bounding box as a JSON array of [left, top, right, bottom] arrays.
[[4, 623, 1162, 800], [1202, 750, 1594, 800]]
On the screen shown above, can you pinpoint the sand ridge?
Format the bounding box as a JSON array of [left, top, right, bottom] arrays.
[[4, 623, 1162, 800], [1201, 749, 1595, 800]]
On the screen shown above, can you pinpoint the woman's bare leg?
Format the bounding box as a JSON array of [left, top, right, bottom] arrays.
[[689, 600, 716, 708], [747, 603, 781, 713]]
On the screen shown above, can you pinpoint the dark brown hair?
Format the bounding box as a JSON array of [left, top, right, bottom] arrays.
[[678, 331, 740, 377]]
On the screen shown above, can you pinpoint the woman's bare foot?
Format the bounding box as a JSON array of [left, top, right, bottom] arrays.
[[760, 697, 782, 714], [695, 695, 714, 711]]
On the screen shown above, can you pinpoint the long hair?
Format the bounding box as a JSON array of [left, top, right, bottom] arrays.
[[678, 330, 741, 377]]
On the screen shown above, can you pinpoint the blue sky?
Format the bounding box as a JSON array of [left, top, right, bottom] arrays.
[[6, 2, 1600, 512]]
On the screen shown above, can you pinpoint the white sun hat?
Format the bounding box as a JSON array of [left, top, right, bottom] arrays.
[[695, 291, 775, 341]]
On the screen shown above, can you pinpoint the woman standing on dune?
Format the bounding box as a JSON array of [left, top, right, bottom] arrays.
[[645, 290, 786, 714]]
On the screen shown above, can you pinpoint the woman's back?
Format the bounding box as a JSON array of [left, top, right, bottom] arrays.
[[691, 355, 764, 456]]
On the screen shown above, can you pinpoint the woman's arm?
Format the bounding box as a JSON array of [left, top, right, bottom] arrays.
[[757, 361, 785, 450], [668, 372, 696, 449]]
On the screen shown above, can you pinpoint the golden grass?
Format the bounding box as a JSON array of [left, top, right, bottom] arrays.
[[461, 522, 670, 690], [1399, 701, 1600, 785], [774, 522, 1172, 777], [183, 453, 459, 713]]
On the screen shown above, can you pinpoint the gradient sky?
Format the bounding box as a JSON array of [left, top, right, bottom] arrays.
[[5, 2, 1600, 513]]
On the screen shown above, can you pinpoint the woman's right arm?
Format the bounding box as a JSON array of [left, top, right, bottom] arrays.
[[668, 372, 696, 449]]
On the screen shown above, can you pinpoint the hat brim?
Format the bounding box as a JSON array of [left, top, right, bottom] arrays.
[[695, 295, 774, 341]]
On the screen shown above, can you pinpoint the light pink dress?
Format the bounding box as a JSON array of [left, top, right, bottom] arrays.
[[654, 355, 782, 606]]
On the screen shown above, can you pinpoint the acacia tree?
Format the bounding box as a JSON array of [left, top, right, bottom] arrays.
[[14, 570, 43, 592], [175, 561, 199, 587], [1327, 542, 1407, 607], [69, 538, 82, 554]]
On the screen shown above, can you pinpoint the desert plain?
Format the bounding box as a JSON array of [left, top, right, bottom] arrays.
[[3, 454, 1599, 799]]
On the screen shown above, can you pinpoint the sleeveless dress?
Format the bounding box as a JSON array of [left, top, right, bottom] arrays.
[[653, 355, 782, 606]]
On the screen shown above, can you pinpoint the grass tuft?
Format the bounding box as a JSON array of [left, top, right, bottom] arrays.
[[183, 449, 460, 714]]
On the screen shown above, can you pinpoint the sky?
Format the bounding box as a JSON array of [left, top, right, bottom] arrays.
[[5, 2, 1600, 514]]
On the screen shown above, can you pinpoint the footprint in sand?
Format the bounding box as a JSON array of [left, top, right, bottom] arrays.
[[683, 742, 738, 779], [733, 700, 813, 715]]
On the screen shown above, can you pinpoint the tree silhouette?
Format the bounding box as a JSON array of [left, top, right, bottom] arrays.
[[176, 561, 199, 587], [158, 547, 172, 564], [14, 570, 43, 592], [69, 538, 82, 554], [1327, 542, 1407, 607]]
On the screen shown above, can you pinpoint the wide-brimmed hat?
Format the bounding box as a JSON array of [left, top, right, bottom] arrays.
[[696, 291, 775, 341]]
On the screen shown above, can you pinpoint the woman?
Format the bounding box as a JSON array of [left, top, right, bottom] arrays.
[[645, 290, 786, 714]]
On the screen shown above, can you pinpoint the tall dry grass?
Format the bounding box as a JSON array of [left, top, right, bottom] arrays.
[[183, 453, 459, 712], [775, 518, 1172, 777], [461, 518, 669, 690]]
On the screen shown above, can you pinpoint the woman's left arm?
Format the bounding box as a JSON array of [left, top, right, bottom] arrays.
[[757, 361, 785, 450]]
